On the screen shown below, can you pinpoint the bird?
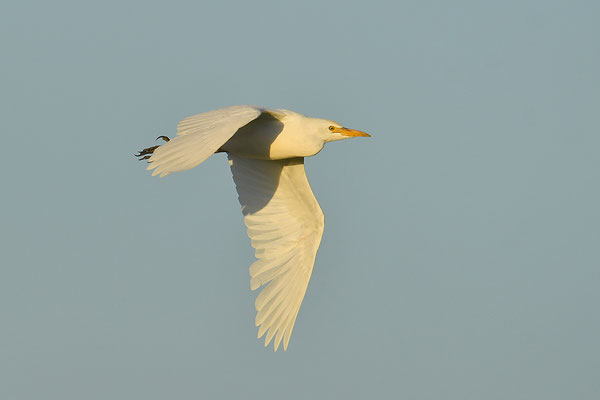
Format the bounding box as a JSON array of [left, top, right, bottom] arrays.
[[136, 105, 370, 351]]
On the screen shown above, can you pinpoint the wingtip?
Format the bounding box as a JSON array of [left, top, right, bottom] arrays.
[[274, 338, 280, 352], [257, 324, 268, 338]]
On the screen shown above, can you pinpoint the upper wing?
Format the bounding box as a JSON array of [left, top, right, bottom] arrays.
[[147, 105, 262, 177], [228, 154, 325, 351]]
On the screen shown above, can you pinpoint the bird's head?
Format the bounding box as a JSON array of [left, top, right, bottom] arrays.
[[318, 119, 371, 143]]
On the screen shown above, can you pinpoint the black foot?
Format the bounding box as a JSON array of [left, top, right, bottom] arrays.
[[135, 136, 170, 162]]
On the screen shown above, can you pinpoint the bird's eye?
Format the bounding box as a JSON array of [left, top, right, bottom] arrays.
[[328, 126, 335, 131]]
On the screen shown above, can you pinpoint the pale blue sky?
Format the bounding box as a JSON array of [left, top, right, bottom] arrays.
[[1, 0, 599, 399]]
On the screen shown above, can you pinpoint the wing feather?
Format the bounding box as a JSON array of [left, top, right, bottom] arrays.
[[147, 105, 262, 177], [228, 154, 324, 351]]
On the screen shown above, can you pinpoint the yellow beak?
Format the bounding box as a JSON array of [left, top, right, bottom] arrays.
[[332, 127, 371, 137]]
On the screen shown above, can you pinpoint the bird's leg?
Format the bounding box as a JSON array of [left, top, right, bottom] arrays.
[[135, 136, 170, 162]]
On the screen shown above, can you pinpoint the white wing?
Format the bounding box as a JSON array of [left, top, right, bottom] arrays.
[[229, 154, 324, 351], [147, 105, 262, 177]]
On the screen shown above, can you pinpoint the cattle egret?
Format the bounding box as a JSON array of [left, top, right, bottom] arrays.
[[136, 105, 370, 351]]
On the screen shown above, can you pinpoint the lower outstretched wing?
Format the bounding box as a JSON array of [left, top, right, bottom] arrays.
[[228, 154, 325, 351]]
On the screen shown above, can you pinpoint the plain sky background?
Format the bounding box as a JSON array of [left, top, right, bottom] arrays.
[[1, 0, 599, 398]]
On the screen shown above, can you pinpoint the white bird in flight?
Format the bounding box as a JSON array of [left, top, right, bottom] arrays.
[[136, 105, 370, 351]]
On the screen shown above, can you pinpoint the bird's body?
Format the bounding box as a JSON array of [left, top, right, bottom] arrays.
[[220, 109, 326, 160], [137, 105, 369, 351]]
